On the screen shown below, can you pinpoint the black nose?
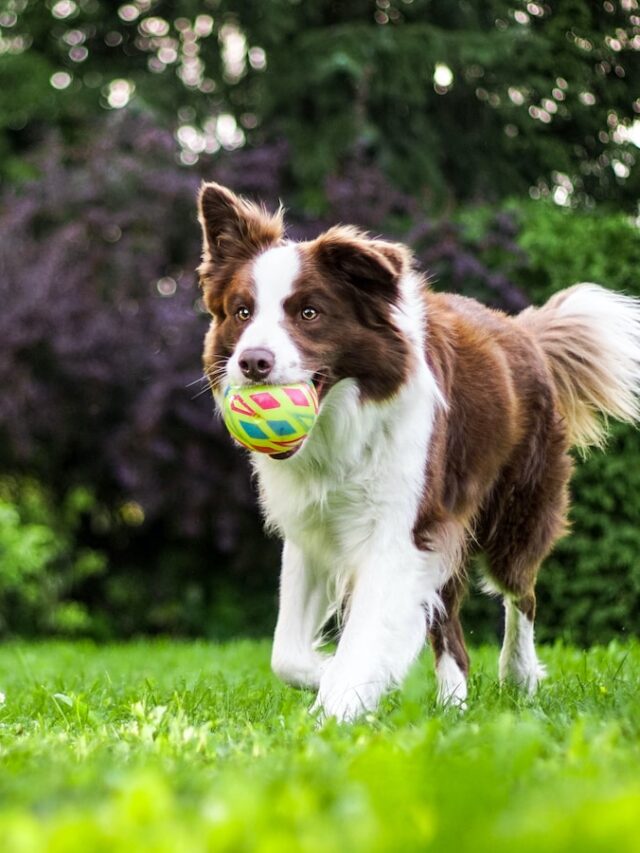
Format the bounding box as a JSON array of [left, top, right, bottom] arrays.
[[238, 347, 275, 382]]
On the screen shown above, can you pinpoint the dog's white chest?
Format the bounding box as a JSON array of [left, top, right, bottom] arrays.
[[257, 443, 381, 573], [253, 376, 438, 579]]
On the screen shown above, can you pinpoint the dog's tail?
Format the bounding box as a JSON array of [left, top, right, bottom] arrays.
[[517, 283, 640, 450]]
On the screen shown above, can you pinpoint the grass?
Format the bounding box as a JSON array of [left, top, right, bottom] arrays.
[[0, 640, 639, 852]]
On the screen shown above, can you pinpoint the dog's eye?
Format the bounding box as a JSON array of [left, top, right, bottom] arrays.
[[301, 307, 318, 321], [235, 306, 251, 322]]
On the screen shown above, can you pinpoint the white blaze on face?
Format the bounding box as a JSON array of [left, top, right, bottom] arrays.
[[227, 243, 306, 386]]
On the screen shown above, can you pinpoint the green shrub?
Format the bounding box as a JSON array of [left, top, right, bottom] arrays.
[[515, 202, 640, 302], [0, 480, 106, 636]]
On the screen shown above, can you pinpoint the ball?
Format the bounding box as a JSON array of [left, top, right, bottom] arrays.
[[222, 381, 319, 456]]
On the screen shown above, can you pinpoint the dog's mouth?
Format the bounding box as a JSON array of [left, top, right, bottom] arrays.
[[271, 449, 297, 460], [312, 373, 327, 401]]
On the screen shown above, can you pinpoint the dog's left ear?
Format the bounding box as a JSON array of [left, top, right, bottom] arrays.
[[311, 226, 411, 300], [198, 182, 284, 266]]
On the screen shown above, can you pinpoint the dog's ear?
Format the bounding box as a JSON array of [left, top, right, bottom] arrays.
[[198, 182, 284, 267], [311, 226, 411, 300]]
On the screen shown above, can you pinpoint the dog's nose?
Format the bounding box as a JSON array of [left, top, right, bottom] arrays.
[[238, 348, 275, 382]]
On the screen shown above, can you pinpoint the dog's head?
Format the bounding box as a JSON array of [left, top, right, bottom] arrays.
[[197, 182, 413, 404]]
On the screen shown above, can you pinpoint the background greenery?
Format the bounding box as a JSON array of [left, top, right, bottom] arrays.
[[1, 0, 640, 643]]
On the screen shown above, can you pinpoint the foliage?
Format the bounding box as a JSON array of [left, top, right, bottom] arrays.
[[0, 479, 105, 635], [515, 200, 640, 300], [3, 0, 640, 645], [0, 113, 286, 637], [0, 640, 639, 851], [2, 0, 639, 207]]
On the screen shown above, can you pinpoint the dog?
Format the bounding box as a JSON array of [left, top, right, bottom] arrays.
[[197, 182, 640, 721]]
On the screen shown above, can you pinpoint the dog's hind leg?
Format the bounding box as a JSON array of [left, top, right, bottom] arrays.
[[271, 540, 332, 689], [484, 540, 556, 695], [498, 590, 546, 694], [429, 576, 469, 707], [480, 449, 571, 694], [481, 553, 548, 694]]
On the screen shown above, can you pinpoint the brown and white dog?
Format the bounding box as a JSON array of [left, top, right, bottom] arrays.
[[197, 182, 640, 721]]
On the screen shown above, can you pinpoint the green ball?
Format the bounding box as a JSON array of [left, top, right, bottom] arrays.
[[222, 382, 319, 456]]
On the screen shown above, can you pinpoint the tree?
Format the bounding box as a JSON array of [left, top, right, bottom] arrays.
[[2, 0, 639, 207]]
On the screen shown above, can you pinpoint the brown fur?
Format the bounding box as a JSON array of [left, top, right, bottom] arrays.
[[429, 575, 470, 677], [415, 293, 573, 667], [294, 230, 412, 401]]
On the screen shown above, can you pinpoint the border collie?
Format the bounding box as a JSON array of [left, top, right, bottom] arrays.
[[197, 182, 640, 721]]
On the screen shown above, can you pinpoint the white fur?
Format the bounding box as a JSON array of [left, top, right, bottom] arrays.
[[524, 283, 640, 450], [271, 540, 332, 689], [499, 598, 546, 694], [436, 649, 467, 709], [226, 244, 308, 386], [252, 271, 450, 721], [393, 272, 432, 357], [557, 283, 640, 424]]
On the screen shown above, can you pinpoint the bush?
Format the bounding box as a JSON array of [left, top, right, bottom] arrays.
[[515, 202, 640, 302], [0, 479, 105, 636], [0, 113, 280, 637]]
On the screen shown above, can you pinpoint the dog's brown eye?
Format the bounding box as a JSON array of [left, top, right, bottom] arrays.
[[301, 307, 318, 321], [235, 306, 251, 322]]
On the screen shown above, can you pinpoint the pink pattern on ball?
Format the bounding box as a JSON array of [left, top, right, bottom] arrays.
[[283, 387, 309, 407], [249, 392, 280, 410]]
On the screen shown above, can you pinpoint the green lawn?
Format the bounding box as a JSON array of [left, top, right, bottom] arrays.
[[0, 640, 638, 852]]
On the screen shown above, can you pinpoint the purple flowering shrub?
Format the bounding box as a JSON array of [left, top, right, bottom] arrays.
[[0, 114, 528, 635], [2, 117, 230, 531]]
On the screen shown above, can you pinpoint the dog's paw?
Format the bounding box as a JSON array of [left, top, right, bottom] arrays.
[[310, 689, 368, 724], [436, 679, 468, 711], [523, 659, 547, 695], [312, 664, 383, 723], [436, 654, 468, 710], [500, 657, 547, 695], [271, 651, 332, 690]]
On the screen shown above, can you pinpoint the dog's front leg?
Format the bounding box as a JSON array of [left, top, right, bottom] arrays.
[[271, 540, 332, 689], [314, 546, 430, 722]]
